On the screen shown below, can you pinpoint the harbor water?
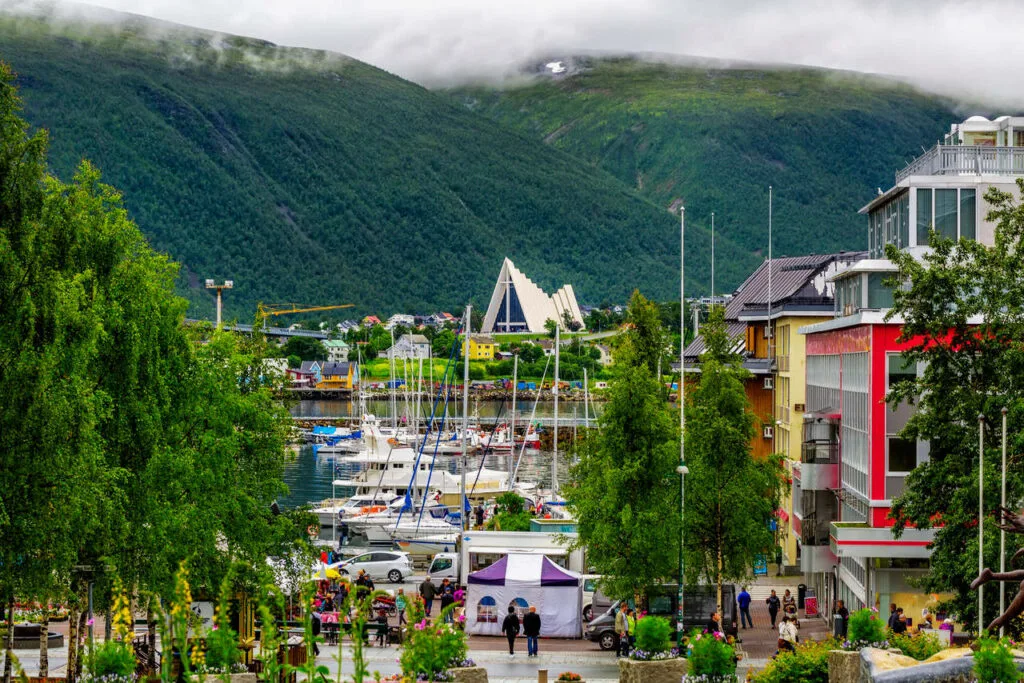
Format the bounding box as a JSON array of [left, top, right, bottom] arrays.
[[281, 400, 580, 509]]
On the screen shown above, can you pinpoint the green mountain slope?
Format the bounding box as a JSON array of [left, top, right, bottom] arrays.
[[448, 56, 961, 258], [0, 15, 742, 320]]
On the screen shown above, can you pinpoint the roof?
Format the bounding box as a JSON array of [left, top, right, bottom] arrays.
[[323, 339, 349, 348], [467, 553, 580, 586], [399, 334, 430, 344], [299, 360, 321, 372], [321, 361, 356, 376], [472, 335, 495, 345], [684, 321, 746, 359]]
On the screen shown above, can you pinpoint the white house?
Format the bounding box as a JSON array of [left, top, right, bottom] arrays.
[[385, 313, 416, 330], [384, 334, 431, 360], [322, 339, 350, 363]]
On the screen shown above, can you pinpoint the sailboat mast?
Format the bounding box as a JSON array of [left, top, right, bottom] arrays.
[[389, 328, 397, 430], [461, 305, 471, 532], [583, 367, 589, 429], [552, 324, 560, 495], [511, 354, 518, 476]]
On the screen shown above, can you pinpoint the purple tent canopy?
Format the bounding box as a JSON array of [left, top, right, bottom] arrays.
[[467, 553, 579, 587]]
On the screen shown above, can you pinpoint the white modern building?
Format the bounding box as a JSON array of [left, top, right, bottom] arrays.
[[481, 258, 584, 334], [322, 339, 350, 363], [384, 334, 431, 360]]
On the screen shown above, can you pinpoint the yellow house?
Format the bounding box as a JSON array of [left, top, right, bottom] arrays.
[[316, 361, 359, 390], [465, 335, 496, 361]]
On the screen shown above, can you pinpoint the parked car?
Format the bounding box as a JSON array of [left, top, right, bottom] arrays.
[[339, 551, 413, 583], [584, 584, 739, 651], [582, 574, 602, 622]]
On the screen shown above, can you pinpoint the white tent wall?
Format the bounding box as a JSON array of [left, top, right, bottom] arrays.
[[466, 584, 582, 638]]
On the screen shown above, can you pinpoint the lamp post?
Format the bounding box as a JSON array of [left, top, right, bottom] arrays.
[[1000, 406, 1007, 637], [677, 205, 687, 646], [204, 279, 233, 328], [978, 412, 985, 635]]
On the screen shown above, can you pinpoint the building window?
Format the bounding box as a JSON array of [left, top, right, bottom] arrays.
[[935, 189, 958, 240], [887, 354, 916, 386], [888, 437, 917, 473], [960, 189, 976, 241], [867, 273, 895, 309], [916, 188, 932, 244]]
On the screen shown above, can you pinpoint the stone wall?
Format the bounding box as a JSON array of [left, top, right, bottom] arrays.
[[450, 666, 488, 683], [617, 657, 688, 683], [828, 649, 861, 683]]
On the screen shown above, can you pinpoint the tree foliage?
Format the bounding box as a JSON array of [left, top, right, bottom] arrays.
[[564, 291, 680, 599], [0, 62, 307, 660], [683, 306, 785, 611], [886, 180, 1024, 630]]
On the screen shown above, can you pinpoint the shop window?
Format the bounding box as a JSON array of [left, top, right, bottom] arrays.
[[477, 596, 497, 623]]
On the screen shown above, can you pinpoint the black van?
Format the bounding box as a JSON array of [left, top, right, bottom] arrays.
[[584, 584, 739, 651]]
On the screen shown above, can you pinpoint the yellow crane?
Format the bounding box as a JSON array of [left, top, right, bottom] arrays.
[[256, 303, 355, 327]]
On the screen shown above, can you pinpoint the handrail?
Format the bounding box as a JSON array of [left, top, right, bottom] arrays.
[[896, 145, 1024, 183]]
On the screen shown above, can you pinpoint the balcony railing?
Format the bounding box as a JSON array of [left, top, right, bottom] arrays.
[[897, 145, 1024, 183]]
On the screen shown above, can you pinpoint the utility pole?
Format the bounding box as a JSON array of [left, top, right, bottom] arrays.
[[461, 306, 471, 532], [205, 279, 233, 328], [677, 206, 688, 647]]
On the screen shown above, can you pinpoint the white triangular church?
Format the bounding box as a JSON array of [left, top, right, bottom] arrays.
[[481, 258, 585, 334]]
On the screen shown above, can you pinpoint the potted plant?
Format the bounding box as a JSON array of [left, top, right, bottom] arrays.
[[557, 672, 583, 682], [618, 617, 688, 683]]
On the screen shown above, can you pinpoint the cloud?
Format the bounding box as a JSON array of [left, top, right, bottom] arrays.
[[11, 0, 1024, 104]]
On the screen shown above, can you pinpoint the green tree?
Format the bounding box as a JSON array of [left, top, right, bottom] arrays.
[[544, 317, 558, 337], [518, 343, 543, 363], [432, 329, 456, 357], [564, 291, 680, 599], [684, 306, 785, 613], [282, 335, 326, 361], [886, 181, 1024, 630]]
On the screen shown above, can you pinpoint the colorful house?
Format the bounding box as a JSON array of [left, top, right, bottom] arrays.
[[317, 361, 359, 390], [465, 335, 496, 361], [322, 339, 350, 363]]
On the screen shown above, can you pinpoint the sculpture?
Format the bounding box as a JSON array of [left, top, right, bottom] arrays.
[[970, 506, 1024, 632]]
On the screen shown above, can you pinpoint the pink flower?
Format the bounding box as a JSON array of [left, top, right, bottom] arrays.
[[86, 618, 95, 626]]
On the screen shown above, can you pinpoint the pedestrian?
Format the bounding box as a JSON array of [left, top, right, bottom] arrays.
[[419, 575, 437, 616], [782, 589, 796, 617], [705, 611, 722, 634], [310, 608, 322, 656], [502, 605, 520, 657], [833, 599, 849, 639], [887, 603, 898, 630], [374, 610, 389, 647], [626, 608, 637, 650], [738, 586, 753, 629], [396, 588, 407, 626], [474, 504, 485, 529], [766, 590, 781, 628], [614, 603, 629, 658], [523, 606, 541, 657], [440, 580, 455, 622], [339, 521, 350, 547], [777, 616, 797, 654], [891, 608, 908, 634]]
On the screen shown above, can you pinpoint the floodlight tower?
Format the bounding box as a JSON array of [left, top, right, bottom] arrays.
[[205, 279, 234, 327]]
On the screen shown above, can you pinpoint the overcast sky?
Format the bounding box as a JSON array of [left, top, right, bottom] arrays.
[[27, 0, 1024, 104]]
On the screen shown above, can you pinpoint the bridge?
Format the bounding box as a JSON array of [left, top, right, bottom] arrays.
[[183, 319, 328, 340]]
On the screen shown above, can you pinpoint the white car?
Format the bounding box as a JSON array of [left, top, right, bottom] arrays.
[[340, 551, 413, 583]]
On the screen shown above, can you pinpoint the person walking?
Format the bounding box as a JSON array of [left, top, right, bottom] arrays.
[[782, 589, 796, 618], [626, 608, 637, 650], [523, 606, 541, 657], [738, 587, 753, 629], [614, 603, 629, 658], [502, 606, 521, 657], [777, 616, 797, 655], [891, 608, 908, 634], [474, 504, 485, 529], [419, 576, 437, 616], [833, 599, 849, 639], [310, 608, 322, 656], [766, 590, 781, 628], [396, 588, 407, 626]]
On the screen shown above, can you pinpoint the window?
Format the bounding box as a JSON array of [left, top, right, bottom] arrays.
[[648, 595, 673, 615], [867, 273, 894, 309], [961, 189, 976, 240], [916, 188, 932, 244], [432, 557, 453, 572], [583, 579, 597, 593], [935, 189, 958, 240], [477, 596, 497, 623], [509, 597, 529, 619], [351, 554, 372, 564], [888, 437, 917, 473], [887, 354, 916, 386]]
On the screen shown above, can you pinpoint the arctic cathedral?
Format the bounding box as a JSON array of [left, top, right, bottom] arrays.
[[480, 258, 585, 334]]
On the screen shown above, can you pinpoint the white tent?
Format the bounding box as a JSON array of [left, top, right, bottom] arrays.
[[466, 553, 582, 638]]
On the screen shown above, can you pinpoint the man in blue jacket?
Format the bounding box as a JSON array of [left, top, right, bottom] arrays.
[[738, 586, 753, 629]]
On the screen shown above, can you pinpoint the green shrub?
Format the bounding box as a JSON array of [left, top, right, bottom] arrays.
[[888, 631, 942, 661], [203, 621, 241, 673], [687, 629, 736, 678], [974, 634, 1021, 683], [749, 638, 836, 683], [399, 599, 468, 678], [89, 639, 136, 678], [847, 608, 887, 646], [633, 616, 672, 653]]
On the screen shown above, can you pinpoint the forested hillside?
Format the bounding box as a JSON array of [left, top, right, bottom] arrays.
[[448, 57, 961, 259], [0, 13, 742, 320]]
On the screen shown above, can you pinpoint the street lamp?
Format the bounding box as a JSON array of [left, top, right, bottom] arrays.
[[205, 279, 234, 328], [677, 206, 687, 646]]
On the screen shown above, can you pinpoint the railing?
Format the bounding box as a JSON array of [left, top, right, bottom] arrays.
[[897, 145, 1024, 183]]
